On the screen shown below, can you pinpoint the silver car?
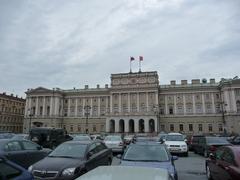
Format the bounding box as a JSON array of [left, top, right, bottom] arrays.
[[104, 135, 124, 153]]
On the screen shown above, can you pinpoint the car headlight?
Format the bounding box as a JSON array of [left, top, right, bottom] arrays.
[[181, 145, 187, 148], [28, 165, 33, 172], [62, 167, 76, 176]]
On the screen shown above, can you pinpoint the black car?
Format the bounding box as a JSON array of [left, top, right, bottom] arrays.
[[0, 155, 33, 180], [29, 141, 113, 180], [229, 135, 240, 145], [29, 127, 73, 149], [0, 139, 51, 169], [193, 136, 231, 157]]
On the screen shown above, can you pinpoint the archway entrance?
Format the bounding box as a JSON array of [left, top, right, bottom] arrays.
[[119, 119, 125, 133], [110, 119, 115, 133], [149, 119, 155, 133], [139, 119, 145, 133], [129, 119, 134, 133]]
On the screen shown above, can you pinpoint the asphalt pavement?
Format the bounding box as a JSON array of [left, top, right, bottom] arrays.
[[112, 151, 207, 180]]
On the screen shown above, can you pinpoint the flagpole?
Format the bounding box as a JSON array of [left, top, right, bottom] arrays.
[[130, 58, 132, 73], [139, 59, 141, 72]]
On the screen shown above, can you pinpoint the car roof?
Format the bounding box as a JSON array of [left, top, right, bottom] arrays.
[[131, 142, 163, 146], [167, 133, 183, 135], [76, 166, 169, 180]]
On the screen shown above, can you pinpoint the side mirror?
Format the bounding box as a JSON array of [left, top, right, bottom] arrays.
[[172, 156, 178, 161], [184, 139, 187, 142], [116, 154, 122, 159], [209, 153, 215, 160]]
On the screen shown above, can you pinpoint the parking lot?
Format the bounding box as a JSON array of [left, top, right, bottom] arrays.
[[112, 152, 207, 180]]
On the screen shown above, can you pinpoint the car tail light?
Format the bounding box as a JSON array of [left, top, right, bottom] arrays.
[[209, 145, 216, 152]]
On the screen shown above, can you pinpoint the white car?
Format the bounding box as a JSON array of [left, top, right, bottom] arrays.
[[76, 166, 173, 180], [104, 135, 124, 153], [164, 133, 188, 156]]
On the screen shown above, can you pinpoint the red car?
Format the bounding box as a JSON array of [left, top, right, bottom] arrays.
[[206, 146, 240, 180]]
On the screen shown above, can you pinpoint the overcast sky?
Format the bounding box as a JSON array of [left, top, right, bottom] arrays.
[[0, 0, 240, 98]]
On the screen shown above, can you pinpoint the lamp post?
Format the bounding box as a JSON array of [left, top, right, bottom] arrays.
[[28, 109, 33, 133], [84, 105, 91, 134]]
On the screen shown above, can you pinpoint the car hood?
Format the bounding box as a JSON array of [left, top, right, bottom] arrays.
[[164, 141, 187, 146], [32, 156, 85, 171], [120, 160, 175, 174]]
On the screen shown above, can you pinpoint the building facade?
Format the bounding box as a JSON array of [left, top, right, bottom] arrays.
[[23, 71, 240, 135], [0, 93, 25, 133]]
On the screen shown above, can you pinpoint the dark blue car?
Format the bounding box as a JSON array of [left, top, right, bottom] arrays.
[[118, 142, 178, 180], [0, 156, 33, 180]]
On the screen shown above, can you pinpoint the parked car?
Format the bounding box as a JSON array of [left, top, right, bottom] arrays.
[[11, 134, 29, 140], [193, 136, 231, 157], [91, 134, 103, 141], [0, 139, 51, 169], [123, 135, 134, 145], [76, 166, 173, 180], [29, 127, 73, 149], [158, 133, 168, 143], [164, 133, 188, 157], [104, 135, 124, 153], [119, 142, 178, 180], [206, 146, 240, 180], [29, 140, 113, 180], [72, 135, 92, 141], [188, 135, 204, 151], [0, 133, 15, 139], [0, 155, 33, 180], [133, 136, 160, 143], [229, 135, 240, 145]]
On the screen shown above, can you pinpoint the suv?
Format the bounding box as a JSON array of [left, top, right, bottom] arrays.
[[29, 127, 72, 149], [164, 133, 188, 156]]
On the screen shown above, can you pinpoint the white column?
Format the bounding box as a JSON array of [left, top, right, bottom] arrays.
[[90, 98, 93, 116], [110, 95, 113, 113], [165, 96, 168, 114], [50, 97, 54, 116], [119, 93, 121, 113], [231, 89, 237, 112], [211, 93, 216, 113], [128, 93, 131, 112], [124, 119, 129, 133], [54, 97, 59, 116], [106, 97, 108, 114], [155, 92, 158, 105], [115, 119, 119, 133], [174, 95, 177, 114], [183, 95, 186, 115], [192, 94, 196, 114], [154, 119, 158, 132], [67, 98, 71, 117], [98, 97, 101, 116], [224, 90, 230, 112], [134, 120, 139, 133], [75, 98, 78, 117], [42, 97, 46, 116], [146, 93, 149, 112], [202, 94, 206, 114], [144, 120, 149, 133], [24, 97, 29, 116], [106, 119, 110, 132], [137, 93, 140, 112], [82, 98, 86, 116], [35, 97, 39, 116]]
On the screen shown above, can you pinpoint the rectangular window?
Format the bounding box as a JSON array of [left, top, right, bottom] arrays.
[[170, 124, 174, 131], [160, 125, 165, 131], [198, 124, 203, 132], [189, 124, 193, 131], [218, 124, 223, 132], [208, 124, 213, 132], [179, 124, 184, 132], [169, 107, 173, 114]]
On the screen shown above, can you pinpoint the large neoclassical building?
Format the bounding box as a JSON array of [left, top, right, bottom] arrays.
[[23, 71, 240, 135]]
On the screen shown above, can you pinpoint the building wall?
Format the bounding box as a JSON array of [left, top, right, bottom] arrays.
[[0, 93, 25, 133], [23, 72, 240, 135]]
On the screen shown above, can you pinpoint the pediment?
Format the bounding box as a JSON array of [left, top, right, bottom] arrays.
[[26, 87, 53, 94]]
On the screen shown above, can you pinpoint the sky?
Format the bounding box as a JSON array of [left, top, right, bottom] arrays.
[[0, 0, 240, 98]]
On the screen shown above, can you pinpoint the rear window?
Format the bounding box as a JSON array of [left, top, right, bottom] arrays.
[[206, 137, 229, 144]]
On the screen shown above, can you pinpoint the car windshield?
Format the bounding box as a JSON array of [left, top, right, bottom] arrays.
[[73, 136, 91, 141], [166, 135, 184, 141], [49, 143, 87, 158], [206, 137, 229, 144], [123, 145, 169, 162], [105, 136, 121, 141]]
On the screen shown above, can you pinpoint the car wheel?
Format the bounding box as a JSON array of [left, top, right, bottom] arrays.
[[206, 165, 213, 180]]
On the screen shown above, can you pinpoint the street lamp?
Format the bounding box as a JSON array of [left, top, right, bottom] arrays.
[[28, 108, 33, 133], [84, 105, 91, 134]]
